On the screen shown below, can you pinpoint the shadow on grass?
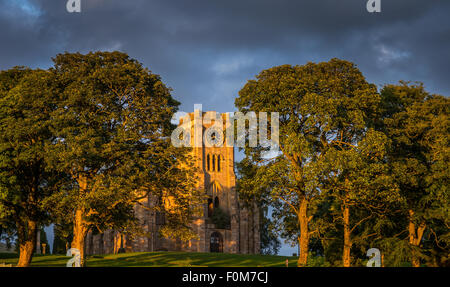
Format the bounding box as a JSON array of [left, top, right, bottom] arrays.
[[1, 251, 297, 267]]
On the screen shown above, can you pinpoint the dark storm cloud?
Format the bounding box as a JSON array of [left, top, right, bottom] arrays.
[[0, 0, 449, 113]]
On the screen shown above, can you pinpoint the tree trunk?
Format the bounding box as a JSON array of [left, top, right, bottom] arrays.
[[17, 220, 37, 267], [72, 208, 88, 267], [343, 204, 352, 267], [408, 209, 426, 267], [297, 197, 309, 267], [71, 175, 89, 267]]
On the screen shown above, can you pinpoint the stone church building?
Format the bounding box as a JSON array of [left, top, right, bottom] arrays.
[[85, 111, 260, 255]]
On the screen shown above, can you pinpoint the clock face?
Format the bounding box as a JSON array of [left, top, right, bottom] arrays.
[[172, 125, 191, 147], [205, 127, 223, 147]]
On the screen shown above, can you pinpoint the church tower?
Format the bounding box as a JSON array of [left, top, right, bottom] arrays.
[[179, 109, 260, 254], [85, 109, 260, 255]]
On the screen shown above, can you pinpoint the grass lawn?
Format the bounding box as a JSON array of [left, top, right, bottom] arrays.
[[0, 251, 298, 267]]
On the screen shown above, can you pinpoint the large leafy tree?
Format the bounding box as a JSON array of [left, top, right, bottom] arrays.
[[45, 52, 202, 266], [379, 82, 449, 267], [235, 59, 379, 266], [0, 68, 58, 266]]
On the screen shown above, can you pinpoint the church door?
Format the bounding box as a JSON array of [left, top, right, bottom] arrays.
[[210, 232, 223, 253]]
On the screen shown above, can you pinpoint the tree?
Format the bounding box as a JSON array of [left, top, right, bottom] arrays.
[[151, 145, 204, 242], [235, 59, 380, 266], [259, 209, 281, 255], [0, 68, 58, 266], [0, 225, 15, 251], [52, 223, 72, 255], [380, 82, 449, 267], [45, 51, 202, 266], [316, 129, 400, 266], [236, 158, 280, 255]]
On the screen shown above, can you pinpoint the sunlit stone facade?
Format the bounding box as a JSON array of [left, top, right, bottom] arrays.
[[85, 111, 260, 255]]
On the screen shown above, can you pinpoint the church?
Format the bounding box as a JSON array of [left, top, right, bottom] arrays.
[[85, 111, 260, 255]]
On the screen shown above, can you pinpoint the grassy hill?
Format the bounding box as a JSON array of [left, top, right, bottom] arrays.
[[0, 251, 298, 267]]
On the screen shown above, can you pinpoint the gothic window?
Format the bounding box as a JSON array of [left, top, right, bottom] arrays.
[[217, 155, 221, 172], [212, 154, 216, 171], [206, 154, 210, 171]]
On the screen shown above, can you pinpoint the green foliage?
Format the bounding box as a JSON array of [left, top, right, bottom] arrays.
[[0, 67, 60, 265], [235, 60, 449, 266], [0, 53, 205, 265], [44, 51, 178, 232], [210, 208, 231, 230], [259, 208, 281, 255], [378, 82, 450, 266], [236, 58, 381, 265], [52, 223, 72, 255], [236, 157, 281, 255], [1, 54, 447, 267], [306, 253, 331, 267], [52, 234, 66, 255], [41, 51, 204, 243]]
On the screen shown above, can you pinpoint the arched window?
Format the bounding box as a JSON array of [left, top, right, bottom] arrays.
[[214, 196, 219, 208], [207, 198, 213, 217], [206, 154, 210, 171], [212, 155, 216, 172], [217, 155, 221, 172]]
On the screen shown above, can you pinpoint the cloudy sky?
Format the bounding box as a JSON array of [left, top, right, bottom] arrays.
[[1, 0, 449, 113], [1, 0, 449, 255]]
